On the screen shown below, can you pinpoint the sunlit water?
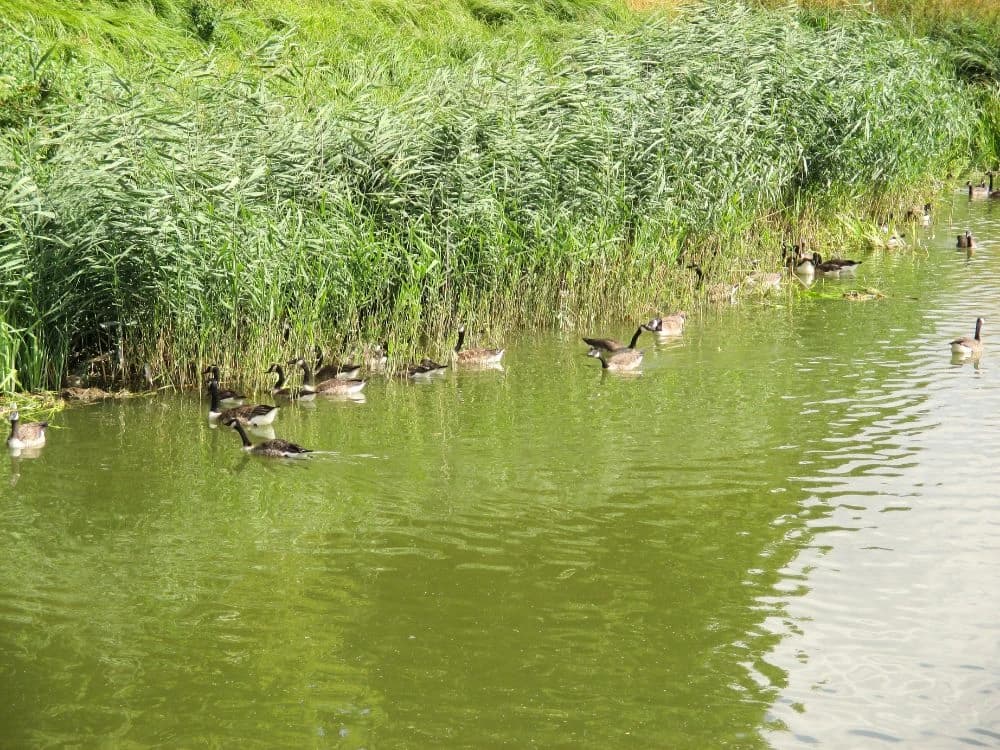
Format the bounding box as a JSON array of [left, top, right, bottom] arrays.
[[2, 196, 998, 748]]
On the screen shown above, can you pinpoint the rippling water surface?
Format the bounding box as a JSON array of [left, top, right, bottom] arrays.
[[2, 196, 998, 748]]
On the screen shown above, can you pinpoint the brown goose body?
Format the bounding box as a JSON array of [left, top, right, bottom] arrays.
[[208, 380, 279, 426], [7, 411, 48, 449], [453, 326, 505, 366], [950, 317, 985, 358], [968, 174, 990, 199], [957, 230, 976, 250], [587, 347, 643, 372], [312, 376, 366, 395], [314, 349, 362, 381], [289, 358, 364, 396], [645, 312, 687, 337], [403, 360, 449, 379]]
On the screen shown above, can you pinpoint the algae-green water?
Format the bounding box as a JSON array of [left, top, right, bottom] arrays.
[[2, 196, 999, 748]]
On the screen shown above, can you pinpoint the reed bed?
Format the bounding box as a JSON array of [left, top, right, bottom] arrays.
[[0, 1, 991, 391]]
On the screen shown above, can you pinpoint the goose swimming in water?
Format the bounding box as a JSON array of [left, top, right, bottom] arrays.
[[587, 346, 643, 372], [7, 410, 48, 449], [403, 359, 449, 379], [201, 365, 245, 405], [313, 346, 362, 380], [645, 311, 687, 337], [968, 175, 990, 199], [812, 253, 862, 278], [208, 380, 279, 426], [453, 325, 505, 366], [221, 417, 312, 458], [950, 317, 984, 358], [289, 357, 366, 395], [956, 230, 976, 250]]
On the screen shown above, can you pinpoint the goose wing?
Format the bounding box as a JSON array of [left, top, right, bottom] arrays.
[[315, 377, 366, 393], [457, 347, 504, 363], [18, 421, 48, 440], [224, 404, 276, 423], [261, 439, 311, 455]]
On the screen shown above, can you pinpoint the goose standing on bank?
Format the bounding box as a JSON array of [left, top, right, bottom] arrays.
[[950, 317, 985, 358], [201, 365, 245, 405], [453, 325, 505, 366], [208, 380, 279, 426], [7, 410, 48, 449], [221, 417, 312, 458]]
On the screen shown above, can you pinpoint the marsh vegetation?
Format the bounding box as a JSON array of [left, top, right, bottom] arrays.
[[1, 0, 998, 392]]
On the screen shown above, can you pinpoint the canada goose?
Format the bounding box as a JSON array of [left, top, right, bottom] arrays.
[[201, 365, 246, 405], [645, 311, 687, 337], [313, 346, 362, 380], [968, 174, 990, 199], [365, 342, 389, 371], [265, 363, 300, 398], [689, 264, 738, 304], [904, 203, 932, 225], [950, 317, 984, 358], [290, 357, 367, 396], [745, 270, 782, 292], [403, 360, 449, 379], [812, 253, 861, 278], [221, 417, 311, 458], [420, 357, 450, 372], [7, 410, 48, 449], [208, 380, 279, 426], [785, 246, 815, 277], [453, 325, 505, 365], [583, 325, 646, 352], [587, 347, 643, 372]]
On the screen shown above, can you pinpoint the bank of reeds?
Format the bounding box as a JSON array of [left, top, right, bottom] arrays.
[[0, 1, 991, 391]]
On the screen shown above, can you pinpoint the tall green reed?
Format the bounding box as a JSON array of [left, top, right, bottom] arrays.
[[0, 1, 988, 390]]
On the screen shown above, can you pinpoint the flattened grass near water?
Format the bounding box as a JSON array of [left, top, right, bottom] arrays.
[[0, 1, 993, 392]]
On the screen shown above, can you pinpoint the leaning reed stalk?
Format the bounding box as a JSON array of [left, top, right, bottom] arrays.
[[0, 1, 993, 391]]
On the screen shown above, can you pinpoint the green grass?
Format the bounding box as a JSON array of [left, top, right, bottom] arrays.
[[0, 0, 996, 392]]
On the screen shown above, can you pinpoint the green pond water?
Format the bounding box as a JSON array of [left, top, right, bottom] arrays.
[[3, 196, 999, 748]]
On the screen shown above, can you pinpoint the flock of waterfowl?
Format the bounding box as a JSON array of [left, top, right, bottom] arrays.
[[6, 179, 996, 458]]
